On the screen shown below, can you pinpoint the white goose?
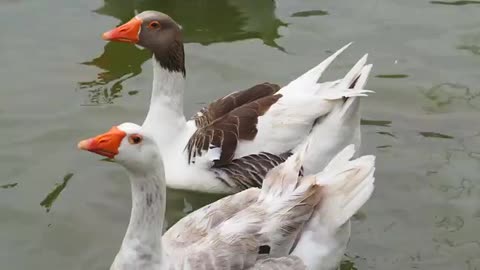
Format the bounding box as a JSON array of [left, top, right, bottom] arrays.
[[78, 122, 375, 270], [101, 11, 373, 194]]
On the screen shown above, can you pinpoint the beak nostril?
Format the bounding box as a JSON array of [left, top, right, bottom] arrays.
[[119, 28, 127, 33]]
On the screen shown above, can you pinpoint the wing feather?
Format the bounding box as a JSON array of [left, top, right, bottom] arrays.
[[187, 94, 282, 165], [193, 82, 280, 128], [248, 256, 306, 270], [211, 151, 294, 191], [164, 146, 322, 270]]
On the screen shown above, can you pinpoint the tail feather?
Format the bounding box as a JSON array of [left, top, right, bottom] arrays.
[[317, 155, 375, 230], [259, 141, 309, 201], [317, 87, 373, 100], [257, 141, 320, 257], [312, 55, 369, 97], [279, 43, 352, 95], [291, 146, 375, 270], [338, 54, 368, 89], [321, 144, 356, 174], [315, 145, 375, 230], [338, 64, 372, 119], [300, 63, 372, 174], [315, 54, 373, 100], [351, 64, 372, 90]]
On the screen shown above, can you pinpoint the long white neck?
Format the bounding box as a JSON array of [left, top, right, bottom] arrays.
[[111, 168, 168, 270], [142, 57, 187, 151]]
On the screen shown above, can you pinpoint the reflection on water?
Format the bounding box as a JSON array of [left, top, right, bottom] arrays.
[[352, 211, 367, 222], [377, 131, 396, 138], [375, 74, 409, 79], [1, 183, 18, 189], [419, 132, 454, 139], [80, 0, 287, 104], [291, 10, 329, 17], [376, 145, 392, 149], [457, 33, 480, 56], [40, 173, 74, 213], [437, 178, 475, 200], [79, 43, 151, 104], [360, 119, 392, 127], [422, 129, 480, 268], [435, 216, 465, 232], [430, 0, 480, 5], [457, 44, 480, 55], [421, 83, 480, 113], [340, 259, 359, 270], [165, 188, 225, 229]]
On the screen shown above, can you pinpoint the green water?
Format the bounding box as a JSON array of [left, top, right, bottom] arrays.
[[1, 0, 479, 269]]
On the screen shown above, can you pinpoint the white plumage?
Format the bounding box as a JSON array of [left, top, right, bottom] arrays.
[[141, 43, 373, 193], [86, 11, 379, 270]]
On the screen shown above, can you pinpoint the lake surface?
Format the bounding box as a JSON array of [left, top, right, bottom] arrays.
[[1, 0, 479, 269]]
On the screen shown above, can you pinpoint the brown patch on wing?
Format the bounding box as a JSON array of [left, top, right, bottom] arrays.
[[194, 83, 280, 128], [186, 93, 282, 165]]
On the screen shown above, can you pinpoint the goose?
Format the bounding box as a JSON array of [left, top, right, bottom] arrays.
[[77, 122, 376, 270], [101, 11, 373, 194]]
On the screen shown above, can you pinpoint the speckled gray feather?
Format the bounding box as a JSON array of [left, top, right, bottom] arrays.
[[161, 151, 320, 270]]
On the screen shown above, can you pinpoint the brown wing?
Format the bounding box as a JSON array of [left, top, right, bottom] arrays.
[[186, 93, 282, 165], [193, 82, 280, 128]]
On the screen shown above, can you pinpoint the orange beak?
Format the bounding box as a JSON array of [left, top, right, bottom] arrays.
[[102, 17, 142, 43], [78, 126, 126, 158]]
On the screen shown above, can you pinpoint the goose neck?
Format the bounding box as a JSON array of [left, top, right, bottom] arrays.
[[112, 169, 168, 269], [142, 56, 188, 148]]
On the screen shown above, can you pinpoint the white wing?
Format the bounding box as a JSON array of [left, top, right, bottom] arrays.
[[234, 44, 372, 169], [292, 145, 376, 270]]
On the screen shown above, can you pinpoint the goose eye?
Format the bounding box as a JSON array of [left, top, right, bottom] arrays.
[[148, 21, 160, 29], [128, 134, 143, 145]]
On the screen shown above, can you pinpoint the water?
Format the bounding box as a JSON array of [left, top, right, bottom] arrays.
[[1, 0, 479, 269]]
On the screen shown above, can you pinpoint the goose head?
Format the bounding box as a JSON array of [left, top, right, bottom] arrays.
[[102, 11, 185, 74], [78, 122, 162, 174]]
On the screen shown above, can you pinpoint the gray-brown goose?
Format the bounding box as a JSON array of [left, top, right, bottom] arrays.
[[78, 122, 375, 270]]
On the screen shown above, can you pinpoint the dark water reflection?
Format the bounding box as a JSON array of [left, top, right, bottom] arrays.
[[80, 0, 287, 104], [421, 83, 480, 112], [458, 44, 480, 55], [377, 131, 396, 138], [457, 33, 480, 56], [375, 74, 409, 79], [165, 189, 224, 228], [291, 10, 329, 17], [430, 0, 480, 5], [79, 42, 150, 104], [40, 173, 74, 213], [419, 132, 454, 139], [1, 183, 18, 189], [360, 119, 392, 127], [340, 259, 359, 270]]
